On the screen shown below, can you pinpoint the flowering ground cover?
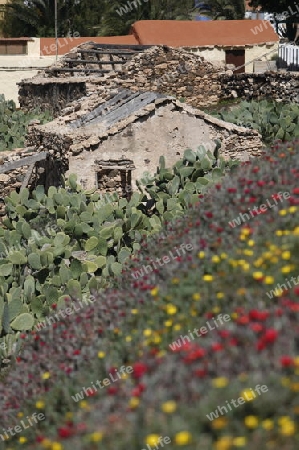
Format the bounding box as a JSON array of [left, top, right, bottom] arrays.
[[1, 141, 299, 449]]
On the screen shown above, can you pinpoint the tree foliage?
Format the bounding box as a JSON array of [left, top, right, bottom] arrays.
[[2, 0, 246, 37], [249, 0, 299, 43], [196, 0, 245, 20]]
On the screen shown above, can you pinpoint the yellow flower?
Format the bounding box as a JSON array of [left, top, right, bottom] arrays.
[[212, 307, 220, 314], [51, 443, 63, 450], [161, 400, 177, 413], [281, 251, 291, 260], [240, 389, 255, 401], [164, 320, 172, 327], [276, 230, 283, 236], [280, 421, 295, 435], [289, 206, 297, 213], [36, 400, 45, 409], [153, 335, 161, 344], [203, 274, 213, 281], [143, 329, 152, 337], [279, 209, 287, 216], [150, 287, 159, 297], [166, 304, 177, 315], [233, 437, 247, 447], [79, 400, 89, 409], [172, 278, 180, 284], [231, 313, 238, 320], [212, 377, 228, 388], [174, 431, 192, 445], [248, 240, 255, 247], [131, 309, 138, 314], [145, 434, 160, 446], [243, 249, 253, 256], [98, 351, 105, 358], [129, 397, 140, 408], [65, 412, 73, 420], [198, 251, 205, 258], [293, 227, 299, 235], [236, 288, 246, 295], [126, 336, 132, 342], [252, 271, 263, 280], [217, 292, 224, 299], [264, 276, 274, 284], [241, 228, 251, 236], [212, 255, 221, 263], [262, 419, 274, 430], [41, 439, 52, 449], [290, 382, 299, 392], [42, 372, 51, 380], [281, 265, 292, 274], [173, 324, 181, 331], [19, 437, 27, 444], [278, 416, 291, 425], [214, 436, 233, 450], [17, 412, 24, 418], [211, 417, 228, 429], [281, 377, 290, 387], [90, 432, 103, 442], [192, 293, 201, 301], [244, 416, 259, 428]]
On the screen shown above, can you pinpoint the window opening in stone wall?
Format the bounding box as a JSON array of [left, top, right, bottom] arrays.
[[95, 160, 135, 199]]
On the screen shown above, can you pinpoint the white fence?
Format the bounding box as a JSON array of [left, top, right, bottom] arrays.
[[278, 44, 299, 71]]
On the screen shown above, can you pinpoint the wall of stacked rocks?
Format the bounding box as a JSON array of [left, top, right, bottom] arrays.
[[219, 72, 299, 103]]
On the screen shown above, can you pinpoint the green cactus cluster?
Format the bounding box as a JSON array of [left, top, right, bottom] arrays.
[[0, 94, 52, 151], [211, 100, 299, 145], [0, 143, 236, 343]]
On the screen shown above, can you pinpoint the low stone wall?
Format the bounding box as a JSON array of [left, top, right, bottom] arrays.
[[18, 79, 86, 116], [220, 72, 299, 103]]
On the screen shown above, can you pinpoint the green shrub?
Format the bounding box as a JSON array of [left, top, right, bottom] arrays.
[[0, 94, 52, 151], [212, 100, 299, 145], [0, 144, 235, 352]]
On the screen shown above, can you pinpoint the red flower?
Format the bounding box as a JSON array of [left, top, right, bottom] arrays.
[[211, 343, 224, 352], [73, 350, 80, 355], [263, 328, 278, 344], [250, 323, 263, 333], [194, 369, 207, 378], [294, 287, 299, 296], [132, 362, 148, 379], [257, 181, 266, 187], [51, 303, 57, 309], [227, 188, 237, 193], [218, 330, 230, 338], [58, 427, 73, 439], [293, 188, 299, 195], [205, 212, 213, 218], [36, 436, 45, 443], [237, 316, 249, 325], [280, 356, 293, 367], [256, 339, 266, 351], [249, 310, 269, 321], [107, 387, 118, 395]]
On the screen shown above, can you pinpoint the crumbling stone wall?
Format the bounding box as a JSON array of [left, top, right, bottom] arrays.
[[220, 72, 299, 103], [19, 46, 224, 117], [18, 45, 299, 119], [18, 79, 86, 116]]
